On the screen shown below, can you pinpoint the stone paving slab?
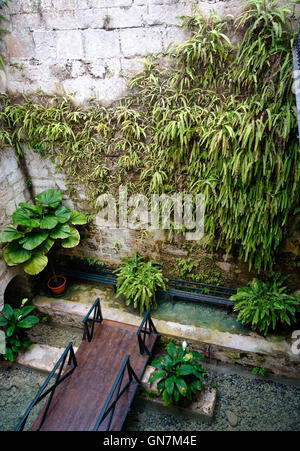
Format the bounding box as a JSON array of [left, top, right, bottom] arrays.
[[16, 344, 78, 373]]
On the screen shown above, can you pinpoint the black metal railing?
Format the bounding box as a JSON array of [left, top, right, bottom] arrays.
[[137, 308, 158, 356], [168, 278, 236, 297], [82, 297, 103, 342], [93, 354, 140, 431], [15, 342, 77, 431]]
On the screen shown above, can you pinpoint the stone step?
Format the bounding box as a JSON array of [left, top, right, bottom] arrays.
[[16, 343, 78, 373]]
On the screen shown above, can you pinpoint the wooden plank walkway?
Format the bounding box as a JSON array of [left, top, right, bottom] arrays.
[[16, 301, 158, 432]]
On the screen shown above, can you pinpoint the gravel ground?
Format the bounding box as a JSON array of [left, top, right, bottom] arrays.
[[28, 322, 83, 349], [0, 362, 299, 431], [0, 365, 48, 431], [123, 367, 300, 431]]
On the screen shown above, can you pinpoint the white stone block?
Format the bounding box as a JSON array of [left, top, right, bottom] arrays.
[[162, 25, 190, 50], [3, 33, 34, 59], [88, 0, 132, 7], [76, 8, 105, 29], [106, 5, 146, 29], [33, 31, 57, 60], [120, 27, 163, 57], [57, 30, 83, 59], [83, 29, 120, 59], [44, 10, 77, 30], [12, 13, 42, 31], [52, 0, 77, 10], [145, 4, 192, 26]]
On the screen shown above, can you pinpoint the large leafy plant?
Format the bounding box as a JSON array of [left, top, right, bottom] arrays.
[[149, 342, 206, 406], [116, 252, 166, 314], [231, 276, 300, 335], [0, 298, 39, 362], [0, 189, 87, 275]]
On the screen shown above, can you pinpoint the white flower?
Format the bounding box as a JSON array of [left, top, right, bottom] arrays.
[[182, 340, 188, 351], [18, 315, 22, 321]]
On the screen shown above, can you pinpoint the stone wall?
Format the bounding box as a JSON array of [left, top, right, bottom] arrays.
[[0, 0, 248, 104], [0, 0, 299, 311], [0, 148, 32, 309]]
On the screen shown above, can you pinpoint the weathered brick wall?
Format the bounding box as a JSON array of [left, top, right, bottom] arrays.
[[0, 0, 247, 104]]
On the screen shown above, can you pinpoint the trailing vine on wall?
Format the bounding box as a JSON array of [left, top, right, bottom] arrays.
[[0, 0, 299, 272]]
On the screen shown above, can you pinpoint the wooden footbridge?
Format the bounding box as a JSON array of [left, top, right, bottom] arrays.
[[15, 298, 159, 431]]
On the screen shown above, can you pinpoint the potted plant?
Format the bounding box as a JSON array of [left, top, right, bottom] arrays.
[[0, 189, 87, 295]]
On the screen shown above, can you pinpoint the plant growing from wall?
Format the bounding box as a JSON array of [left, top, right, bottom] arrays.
[[115, 252, 166, 314], [0, 0, 299, 272], [0, 189, 87, 282], [0, 298, 39, 362], [230, 276, 300, 335], [149, 341, 206, 406]]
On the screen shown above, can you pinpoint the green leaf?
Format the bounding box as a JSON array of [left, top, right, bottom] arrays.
[[3, 246, 18, 266], [18, 315, 39, 328], [5, 347, 15, 362], [55, 205, 72, 223], [34, 237, 55, 255], [0, 317, 8, 326], [173, 386, 180, 404], [61, 227, 80, 248], [3, 304, 13, 320], [20, 305, 35, 317], [165, 376, 175, 396], [35, 189, 62, 208], [19, 203, 43, 217], [20, 231, 49, 250], [70, 210, 87, 225], [40, 215, 58, 229], [149, 370, 166, 383], [50, 223, 71, 239], [24, 254, 48, 275], [3, 242, 31, 265], [175, 377, 187, 396], [12, 208, 40, 228], [162, 389, 172, 406], [6, 325, 15, 337], [176, 364, 196, 376], [166, 342, 177, 358], [0, 225, 23, 243]]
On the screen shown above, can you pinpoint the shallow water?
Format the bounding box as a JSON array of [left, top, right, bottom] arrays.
[[1, 362, 299, 431]]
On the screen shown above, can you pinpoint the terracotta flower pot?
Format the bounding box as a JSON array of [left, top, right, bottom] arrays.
[[47, 275, 66, 295]]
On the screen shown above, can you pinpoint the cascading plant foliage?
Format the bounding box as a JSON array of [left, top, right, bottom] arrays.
[[0, 189, 87, 276], [0, 0, 299, 271]]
